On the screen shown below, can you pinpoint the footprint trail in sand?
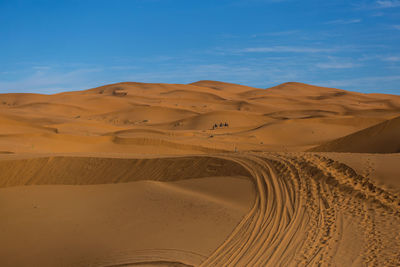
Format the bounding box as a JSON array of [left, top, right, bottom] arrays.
[[200, 153, 400, 266]]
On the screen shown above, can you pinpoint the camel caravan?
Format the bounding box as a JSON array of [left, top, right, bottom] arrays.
[[212, 122, 229, 130]]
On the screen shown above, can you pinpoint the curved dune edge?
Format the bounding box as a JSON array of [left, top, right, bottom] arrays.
[[1, 153, 400, 266], [309, 115, 400, 153], [0, 156, 253, 267], [75, 249, 207, 267], [0, 156, 249, 187], [111, 136, 229, 153]]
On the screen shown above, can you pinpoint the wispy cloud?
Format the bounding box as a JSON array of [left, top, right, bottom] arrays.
[[123, 61, 303, 88], [371, 12, 384, 16], [232, 0, 292, 6], [383, 56, 400, 61], [0, 67, 104, 93], [316, 62, 361, 69], [1, 71, 17, 75], [326, 19, 362, 25], [393, 25, 400, 30], [376, 0, 400, 8], [32, 66, 52, 70], [238, 46, 336, 53], [251, 30, 299, 38], [109, 66, 140, 70], [356, 0, 400, 9], [320, 75, 400, 91]]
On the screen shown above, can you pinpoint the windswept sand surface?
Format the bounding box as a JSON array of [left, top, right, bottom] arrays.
[[311, 115, 400, 153], [0, 81, 399, 266]]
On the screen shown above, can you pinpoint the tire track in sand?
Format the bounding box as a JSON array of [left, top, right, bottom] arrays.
[[57, 152, 400, 266], [200, 154, 309, 266], [200, 153, 400, 266]]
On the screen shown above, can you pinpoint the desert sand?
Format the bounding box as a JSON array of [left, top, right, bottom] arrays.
[[0, 81, 399, 266]]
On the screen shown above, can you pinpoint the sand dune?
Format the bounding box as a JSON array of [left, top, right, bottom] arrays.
[[0, 155, 254, 266], [1, 179, 252, 267], [2, 80, 398, 153], [0, 114, 58, 134], [190, 80, 259, 94], [0, 80, 399, 266], [87, 106, 199, 126], [311, 115, 400, 153]]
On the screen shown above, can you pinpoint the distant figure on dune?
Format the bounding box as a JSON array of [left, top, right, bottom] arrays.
[[212, 122, 229, 130]]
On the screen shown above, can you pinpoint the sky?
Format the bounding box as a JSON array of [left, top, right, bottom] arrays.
[[0, 0, 399, 94]]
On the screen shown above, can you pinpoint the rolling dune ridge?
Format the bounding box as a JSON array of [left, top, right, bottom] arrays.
[[0, 81, 399, 266]]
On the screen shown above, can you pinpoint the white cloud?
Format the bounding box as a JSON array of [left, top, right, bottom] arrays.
[[233, 0, 292, 5], [0, 67, 103, 93], [326, 19, 362, 25], [384, 56, 400, 61], [371, 12, 384, 16], [122, 60, 307, 89], [238, 46, 336, 53], [321, 75, 400, 88], [251, 30, 299, 38], [1, 71, 17, 75], [316, 62, 361, 69], [32, 66, 52, 70], [376, 0, 400, 8], [109, 66, 140, 70], [393, 25, 400, 30]]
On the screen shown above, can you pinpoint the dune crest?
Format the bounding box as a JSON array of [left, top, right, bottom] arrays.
[[311, 115, 400, 153]]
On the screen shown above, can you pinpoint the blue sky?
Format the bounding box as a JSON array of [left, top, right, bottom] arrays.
[[0, 0, 399, 94]]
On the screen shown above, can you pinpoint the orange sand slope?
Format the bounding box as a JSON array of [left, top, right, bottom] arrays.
[[0, 81, 399, 153], [311, 115, 400, 153], [0, 81, 399, 266], [0, 153, 399, 266], [0, 156, 254, 267]]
